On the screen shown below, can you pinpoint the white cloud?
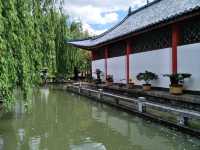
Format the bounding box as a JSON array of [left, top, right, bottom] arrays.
[[82, 22, 107, 35], [66, 5, 118, 25], [64, 0, 154, 35]]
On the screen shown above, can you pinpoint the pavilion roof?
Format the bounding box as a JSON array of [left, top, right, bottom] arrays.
[[68, 0, 200, 50]]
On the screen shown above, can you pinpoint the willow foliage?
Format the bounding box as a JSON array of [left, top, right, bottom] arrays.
[[0, 0, 90, 110]]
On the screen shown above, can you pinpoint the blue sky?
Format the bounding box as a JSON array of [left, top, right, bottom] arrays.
[[64, 0, 154, 35], [91, 10, 127, 31]]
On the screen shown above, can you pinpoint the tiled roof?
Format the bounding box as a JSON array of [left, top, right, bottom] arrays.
[[68, 0, 200, 49]]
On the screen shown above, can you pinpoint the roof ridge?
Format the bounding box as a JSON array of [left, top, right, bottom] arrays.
[[92, 15, 129, 40], [130, 0, 162, 16], [91, 0, 162, 40]]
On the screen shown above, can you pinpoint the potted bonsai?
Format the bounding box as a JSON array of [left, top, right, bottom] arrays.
[[163, 73, 191, 95], [128, 78, 135, 88], [95, 69, 102, 84], [136, 71, 158, 91], [106, 75, 113, 86]]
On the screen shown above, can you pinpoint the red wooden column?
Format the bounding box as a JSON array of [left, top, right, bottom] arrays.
[[172, 24, 180, 74], [126, 40, 131, 84], [104, 47, 108, 79]]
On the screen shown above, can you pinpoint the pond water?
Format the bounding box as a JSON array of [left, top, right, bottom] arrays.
[[0, 88, 200, 150]]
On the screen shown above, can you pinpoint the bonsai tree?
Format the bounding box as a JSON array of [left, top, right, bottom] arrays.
[[163, 73, 191, 85], [163, 73, 191, 95], [106, 75, 113, 86], [95, 69, 102, 84], [106, 75, 113, 82], [136, 71, 158, 91]]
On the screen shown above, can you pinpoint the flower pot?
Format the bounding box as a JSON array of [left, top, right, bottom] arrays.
[[127, 83, 134, 88], [170, 84, 183, 95], [143, 84, 151, 91], [106, 82, 113, 86]]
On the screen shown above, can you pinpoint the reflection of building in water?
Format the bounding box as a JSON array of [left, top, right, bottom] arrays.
[[92, 106, 129, 137], [29, 136, 41, 150], [15, 100, 25, 118], [91, 104, 191, 150], [40, 88, 49, 103], [18, 128, 25, 143], [0, 135, 4, 150], [70, 142, 106, 150]]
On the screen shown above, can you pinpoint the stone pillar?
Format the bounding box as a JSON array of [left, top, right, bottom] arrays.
[[98, 89, 103, 100], [138, 97, 146, 113], [177, 114, 188, 126]]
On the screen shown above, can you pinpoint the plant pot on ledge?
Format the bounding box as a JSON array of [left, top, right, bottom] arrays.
[[127, 83, 135, 89], [106, 81, 113, 86], [143, 84, 151, 91], [106, 75, 113, 86], [127, 78, 135, 89], [163, 73, 191, 95], [169, 84, 183, 95], [136, 71, 158, 92]]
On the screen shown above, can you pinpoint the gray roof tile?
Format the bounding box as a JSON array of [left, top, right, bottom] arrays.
[[68, 0, 200, 48]]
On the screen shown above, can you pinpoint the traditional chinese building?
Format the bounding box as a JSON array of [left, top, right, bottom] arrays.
[[68, 0, 200, 92]]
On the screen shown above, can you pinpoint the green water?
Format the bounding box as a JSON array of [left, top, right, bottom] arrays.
[[0, 88, 200, 150]]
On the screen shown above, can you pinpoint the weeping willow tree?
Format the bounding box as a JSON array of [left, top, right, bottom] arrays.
[[56, 19, 91, 77], [0, 0, 91, 110], [0, 0, 19, 109]]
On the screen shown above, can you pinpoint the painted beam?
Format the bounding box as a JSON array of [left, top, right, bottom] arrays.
[[126, 40, 131, 84], [172, 24, 180, 74]]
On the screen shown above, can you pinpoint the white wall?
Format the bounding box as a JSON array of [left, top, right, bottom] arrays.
[[178, 43, 200, 91], [107, 56, 126, 83], [92, 59, 105, 80], [91, 44, 200, 91], [130, 48, 172, 88]]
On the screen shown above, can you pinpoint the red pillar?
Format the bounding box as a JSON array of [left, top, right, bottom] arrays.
[[104, 47, 108, 79], [126, 40, 131, 84], [172, 24, 180, 74]]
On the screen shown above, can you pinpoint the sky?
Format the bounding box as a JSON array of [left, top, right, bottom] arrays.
[[64, 0, 154, 35]]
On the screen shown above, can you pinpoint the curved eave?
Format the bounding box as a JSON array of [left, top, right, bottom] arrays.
[[67, 41, 94, 50]]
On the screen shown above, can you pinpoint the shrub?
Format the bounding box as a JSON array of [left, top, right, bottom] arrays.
[[106, 75, 113, 82], [136, 71, 158, 85], [163, 73, 191, 85]]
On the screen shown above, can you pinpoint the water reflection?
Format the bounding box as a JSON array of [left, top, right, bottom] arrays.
[[0, 88, 199, 150], [29, 136, 41, 150], [18, 128, 25, 143], [70, 142, 106, 150], [40, 88, 49, 103], [0, 135, 4, 150], [15, 98, 25, 118]]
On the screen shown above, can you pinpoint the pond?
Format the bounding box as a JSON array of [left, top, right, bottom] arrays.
[[0, 88, 200, 150]]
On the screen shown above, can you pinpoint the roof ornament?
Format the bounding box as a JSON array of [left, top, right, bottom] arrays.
[[147, 0, 149, 4], [128, 6, 132, 16]]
